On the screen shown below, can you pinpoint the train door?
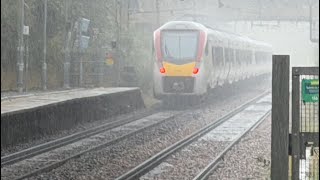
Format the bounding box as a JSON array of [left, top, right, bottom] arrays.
[[249, 50, 255, 77], [211, 46, 224, 87], [255, 51, 262, 76], [218, 47, 227, 86], [241, 50, 248, 80], [204, 41, 214, 89], [244, 50, 251, 79], [208, 44, 216, 88], [215, 46, 224, 86], [240, 49, 248, 80], [221, 47, 230, 85], [237, 49, 246, 80], [234, 49, 241, 82], [231, 48, 236, 83], [227, 48, 236, 83], [232, 48, 237, 82]]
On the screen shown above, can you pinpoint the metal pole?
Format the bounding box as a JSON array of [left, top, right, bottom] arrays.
[[193, 0, 196, 16], [63, 0, 71, 89], [127, 0, 130, 29], [42, 0, 47, 90], [117, 1, 122, 86], [17, 0, 25, 93], [156, 0, 160, 27], [25, 36, 29, 92], [291, 67, 301, 180], [271, 55, 289, 180], [79, 19, 83, 87], [113, 0, 121, 87], [309, 5, 312, 42], [308, 5, 318, 43]]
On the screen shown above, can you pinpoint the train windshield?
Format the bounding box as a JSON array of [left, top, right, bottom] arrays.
[[161, 30, 199, 63]]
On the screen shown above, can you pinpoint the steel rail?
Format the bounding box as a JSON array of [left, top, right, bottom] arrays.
[[4, 85, 232, 179], [116, 91, 269, 180], [13, 109, 184, 180], [193, 110, 271, 180], [1, 107, 158, 166]]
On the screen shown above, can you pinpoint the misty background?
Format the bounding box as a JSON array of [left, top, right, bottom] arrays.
[[1, 0, 319, 92]]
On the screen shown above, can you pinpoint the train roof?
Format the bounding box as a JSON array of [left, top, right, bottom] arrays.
[[155, 21, 272, 51], [157, 21, 207, 31]]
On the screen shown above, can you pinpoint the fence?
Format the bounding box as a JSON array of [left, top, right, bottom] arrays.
[[291, 67, 319, 179], [271, 55, 319, 180]]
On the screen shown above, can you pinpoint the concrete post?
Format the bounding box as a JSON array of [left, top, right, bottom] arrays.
[[271, 55, 290, 180]]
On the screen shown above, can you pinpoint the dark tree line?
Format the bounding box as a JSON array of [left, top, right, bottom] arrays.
[[1, 0, 147, 91]]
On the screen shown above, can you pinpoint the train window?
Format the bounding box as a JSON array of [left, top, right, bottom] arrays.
[[261, 52, 264, 64], [205, 41, 209, 56], [224, 48, 230, 63], [235, 50, 239, 64], [237, 50, 241, 64], [244, 50, 251, 65], [261, 52, 265, 64], [230, 49, 235, 63], [243, 50, 247, 65], [212, 46, 223, 66], [211, 47, 215, 65], [263, 52, 269, 63], [161, 30, 199, 62], [232, 50, 235, 63], [226, 48, 234, 63], [236, 49, 241, 65], [225, 48, 229, 63], [255, 51, 265, 64], [255, 52, 259, 64], [215, 47, 223, 66]]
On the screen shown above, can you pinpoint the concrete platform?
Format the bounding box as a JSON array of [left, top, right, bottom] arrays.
[[1, 88, 145, 148]]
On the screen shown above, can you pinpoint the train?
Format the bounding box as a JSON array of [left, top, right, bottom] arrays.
[[152, 21, 272, 100]]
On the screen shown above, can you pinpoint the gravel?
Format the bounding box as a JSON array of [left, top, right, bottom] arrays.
[[208, 116, 271, 180], [140, 96, 271, 179], [28, 79, 270, 180], [1, 111, 176, 180], [1, 108, 153, 156], [141, 141, 228, 180]]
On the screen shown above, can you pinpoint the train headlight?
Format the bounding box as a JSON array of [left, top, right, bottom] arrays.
[[193, 67, 199, 74], [160, 67, 166, 74]]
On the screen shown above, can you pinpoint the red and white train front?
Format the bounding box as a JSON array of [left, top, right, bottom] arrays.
[[153, 21, 209, 99]]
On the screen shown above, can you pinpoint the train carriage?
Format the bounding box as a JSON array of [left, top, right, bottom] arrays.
[[153, 21, 272, 100]]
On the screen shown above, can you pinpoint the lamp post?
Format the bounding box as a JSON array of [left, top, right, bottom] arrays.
[[156, 0, 160, 27], [63, 0, 71, 89], [42, 0, 47, 90], [17, 0, 25, 93]]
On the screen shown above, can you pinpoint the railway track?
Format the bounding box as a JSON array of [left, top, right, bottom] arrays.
[[1, 89, 221, 179], [1, 79, 246, 167], [1, 108, 157, 166], [1, 108, 186, 180], [1, 79, 270, 180], [116, 92, 271, 180], [2, 93, 224, 180]]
